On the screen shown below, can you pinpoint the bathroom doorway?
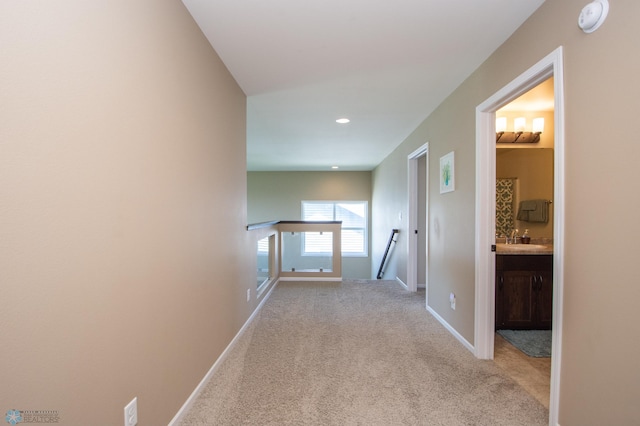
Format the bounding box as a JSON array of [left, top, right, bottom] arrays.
[[474, 47, 565, 425], [493, 76, 554, 409]]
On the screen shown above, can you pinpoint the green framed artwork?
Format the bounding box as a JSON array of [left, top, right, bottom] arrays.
[[440, 151, 455, 194]]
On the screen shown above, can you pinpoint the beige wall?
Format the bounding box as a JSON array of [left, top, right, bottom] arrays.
[[248, 171, 372, 278], [0, 2, 252, 424], [373, 0, 640, 424]]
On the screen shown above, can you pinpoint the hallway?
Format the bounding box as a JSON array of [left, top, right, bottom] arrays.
[[179, 280, 547, 425]]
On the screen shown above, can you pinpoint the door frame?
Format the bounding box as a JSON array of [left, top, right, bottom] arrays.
[[474, 47, 565, 425], [407, 143, 429, 295]]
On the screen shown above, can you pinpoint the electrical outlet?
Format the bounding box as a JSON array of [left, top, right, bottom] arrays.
[[449, 293, 456, 310], [247, 288, 251, 302], [124, 397, 137, 426]]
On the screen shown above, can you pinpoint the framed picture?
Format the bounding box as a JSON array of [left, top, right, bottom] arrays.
[[440, 151, 455, 194]]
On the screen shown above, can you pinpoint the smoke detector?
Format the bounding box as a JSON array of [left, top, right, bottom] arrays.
[[578, 0, 609, 33]]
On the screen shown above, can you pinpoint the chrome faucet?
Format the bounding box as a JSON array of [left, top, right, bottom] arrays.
[[506, 228, 519, 244]]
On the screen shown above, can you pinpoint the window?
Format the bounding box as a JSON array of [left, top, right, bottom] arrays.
[[257, 236, 269, 254], [256, 234, 274, 290], [302, 201, 368, 256]]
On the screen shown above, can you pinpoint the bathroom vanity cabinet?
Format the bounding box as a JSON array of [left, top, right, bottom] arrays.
[[495, 254, 553, 330]]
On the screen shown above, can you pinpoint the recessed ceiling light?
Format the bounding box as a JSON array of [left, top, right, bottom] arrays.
[[336, 118, 350, 124], [331, 166, 339, 169]]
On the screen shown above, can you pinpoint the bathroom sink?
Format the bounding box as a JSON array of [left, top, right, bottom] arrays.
[[496, 244, 548, 251]]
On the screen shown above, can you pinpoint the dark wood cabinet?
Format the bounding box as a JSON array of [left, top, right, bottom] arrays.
[[495, 254, 553, 330]]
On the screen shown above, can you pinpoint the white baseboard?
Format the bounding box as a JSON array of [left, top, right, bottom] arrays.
[[395, 276, 408, 290], [279, 277, 342, 282], [426, 305, 475, 353], [168, 281, 279, 425]]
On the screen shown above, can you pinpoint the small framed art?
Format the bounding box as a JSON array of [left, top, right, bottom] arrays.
[[439, 151, 455, 194]]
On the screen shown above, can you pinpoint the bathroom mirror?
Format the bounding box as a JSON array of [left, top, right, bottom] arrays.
[[496, 148, 554, 238]]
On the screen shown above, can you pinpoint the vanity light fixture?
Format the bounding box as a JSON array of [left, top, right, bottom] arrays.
[[336, 118, 350, 124], [496, 117, 544, 143]]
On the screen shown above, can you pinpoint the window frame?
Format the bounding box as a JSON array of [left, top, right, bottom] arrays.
[[301, 200, 368, 257]]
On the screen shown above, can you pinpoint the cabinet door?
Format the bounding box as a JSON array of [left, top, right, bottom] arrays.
[[535, 270, 553, 328], [495, 254, 553, 330], [501, 270, 536, 328], [495, 274, 504, 328]]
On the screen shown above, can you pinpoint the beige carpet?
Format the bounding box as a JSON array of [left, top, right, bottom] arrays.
[[179, 280, 548, 425]]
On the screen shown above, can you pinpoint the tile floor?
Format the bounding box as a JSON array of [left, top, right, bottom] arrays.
[[493, 333, 552, 409]]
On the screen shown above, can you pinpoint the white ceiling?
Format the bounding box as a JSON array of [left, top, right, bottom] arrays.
[[182, 0, 546, 171]]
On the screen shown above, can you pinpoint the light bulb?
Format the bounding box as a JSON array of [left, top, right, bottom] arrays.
[[532, 117, 545, 133]]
